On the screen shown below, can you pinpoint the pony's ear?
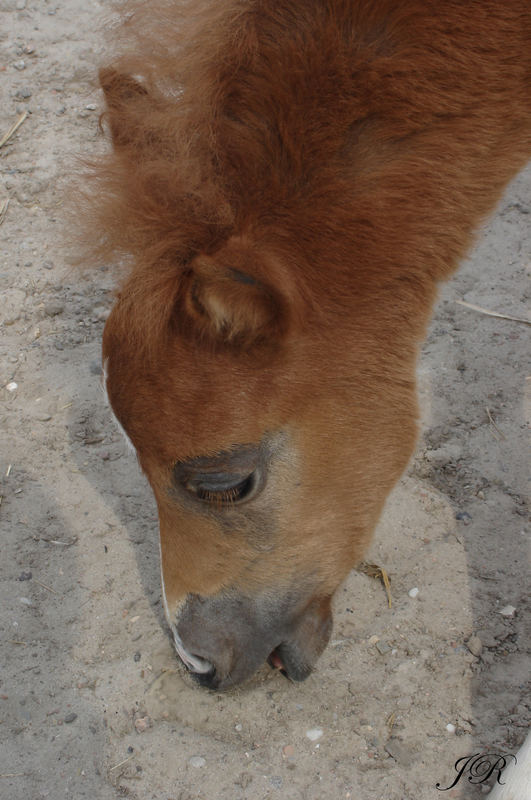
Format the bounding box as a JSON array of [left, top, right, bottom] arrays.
[[99, 67, 149, 148], [178, 243, 289, 347]]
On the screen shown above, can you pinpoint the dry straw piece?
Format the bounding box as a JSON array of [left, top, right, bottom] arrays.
[[358, 561, 393, 608], [456, 299, 531, 326], [0, 198, 9, 225], [0, 111, 29, 149]]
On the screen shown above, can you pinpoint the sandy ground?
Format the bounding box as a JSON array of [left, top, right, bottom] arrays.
[[1, 2, 529, 799]]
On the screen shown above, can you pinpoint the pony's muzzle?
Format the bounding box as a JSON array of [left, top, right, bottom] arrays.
[[172, 589, 332, 690]]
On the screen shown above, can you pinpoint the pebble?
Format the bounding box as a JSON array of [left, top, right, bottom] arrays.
[[85, 103, 97, 111], [15, 88, 32, 99], [19, 597, 32, 605], [408, 587, 419, 598], [234, 723, 243, 732], [2, 289, 26, 325], [475, 629, 497, 648], [133, 652, 141, 662], [44, 302, 64, 317], [13, 60, 25, 70], [189, 756, 206, 768], [466, 635, 483, 657], [269, 776, 283, 789], [446, 723, 456, 733], [64, 713, 77, 723], [306, 728, 323, 741], [18, 571, 32, 581], [134, 716, 152, 733], [6, 381, 18, 392], [384, 739, 416, 767], [499, 605, 516, 617], [92, 305, 110, 322], [282, 744, 294, 758], [375, 640, 391, 655]]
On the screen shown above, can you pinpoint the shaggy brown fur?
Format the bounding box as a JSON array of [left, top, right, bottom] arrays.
[[86, 0, 531, 688]]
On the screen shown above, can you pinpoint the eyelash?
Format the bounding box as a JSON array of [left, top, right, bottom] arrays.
[[189, 473, 256, 506]]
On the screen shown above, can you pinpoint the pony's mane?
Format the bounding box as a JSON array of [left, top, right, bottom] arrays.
[[78, 0, 531, 352]]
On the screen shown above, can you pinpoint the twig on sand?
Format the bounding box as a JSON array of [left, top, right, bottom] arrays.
[[456, 299, 531, 326], [33, 578, 59, 595], [358, 562, 393, 608], [0, 198, 9, 225], [0, 111, 29, 149], [109, 755, 134, 773], [486, 407, 506, 441]]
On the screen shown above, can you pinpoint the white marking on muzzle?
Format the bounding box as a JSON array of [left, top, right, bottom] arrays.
[[172, 630, 213, 674], [102, 358, 136, 453]]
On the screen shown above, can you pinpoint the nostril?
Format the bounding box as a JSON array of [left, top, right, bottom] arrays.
[[193, 666, 219, 689]]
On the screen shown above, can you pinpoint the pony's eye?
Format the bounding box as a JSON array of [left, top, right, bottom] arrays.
[[184, 471, 257, 506]]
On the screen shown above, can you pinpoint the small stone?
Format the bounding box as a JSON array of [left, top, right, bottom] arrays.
[[19, 597, 32, 605], [133, 652, 141, 662], [269, 776, 283, 789], [466, 635, 483, 657], [6, 382, 18, 392], [189, 756, 206, 768], [282, 744, 295, 758], [15, 88, 32, 99], [85, 103, 97, 111], [477, 490, 485, 500], [44, 302, 64, 317], [14, 60, 25, 71], [499, 605, 516, 618], [64, 712, 77, 723], [35, 413, 52, 422], [18, 571, 32, 581], [2, 289, 26, 325], [384, 739, 416, 767], [305, 728, 323, 741], [456, 511, 472, 524], [235, 723, 243, 732], [446, 723, 456, 733], [134, 716, 152, 733], [475, 629, 497, 648], [408, 587, 419, 598], [375, 640, 391, 655], [368, 635, 379, 645], [92, 305, 109, 322]]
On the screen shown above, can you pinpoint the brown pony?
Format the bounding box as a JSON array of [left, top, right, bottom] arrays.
[[87, 0, 531, 689]]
